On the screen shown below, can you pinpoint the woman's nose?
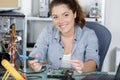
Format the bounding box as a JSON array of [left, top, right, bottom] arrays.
[[58, 16, 64, 24]]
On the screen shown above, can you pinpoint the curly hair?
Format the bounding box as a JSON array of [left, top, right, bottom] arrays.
[[49, 0, 86, 28]]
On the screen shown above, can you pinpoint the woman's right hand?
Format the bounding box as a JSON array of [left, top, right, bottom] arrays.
[[28, 60, 43, 72], [28, 54, 43, 72]]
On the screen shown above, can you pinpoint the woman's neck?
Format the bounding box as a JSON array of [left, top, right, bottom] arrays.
[[61, 27, 75, 38]]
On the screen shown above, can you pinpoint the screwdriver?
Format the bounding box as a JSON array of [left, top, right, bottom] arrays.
[[20, 55, 52, 65]]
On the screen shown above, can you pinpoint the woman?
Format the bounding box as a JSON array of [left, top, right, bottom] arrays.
[[29, 0, 99, 73]]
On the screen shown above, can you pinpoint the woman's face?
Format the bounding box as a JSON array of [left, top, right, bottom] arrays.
[[51, 4, 76, 34]]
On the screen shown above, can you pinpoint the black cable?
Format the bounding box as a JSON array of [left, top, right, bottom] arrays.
[[18, 67, 46, 80], [19, 66, 46, 74], [26, 75, 42, 80]]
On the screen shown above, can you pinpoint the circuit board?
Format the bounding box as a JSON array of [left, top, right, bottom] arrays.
[[47, 69, 75, 80]]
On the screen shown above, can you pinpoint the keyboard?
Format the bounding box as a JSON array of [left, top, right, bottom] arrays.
[[81, 73, 115, 80]]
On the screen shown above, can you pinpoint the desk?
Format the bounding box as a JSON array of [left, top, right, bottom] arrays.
[[24, 68, 85, 80], [0, 68, 115, 80], [25, 68, 114, 80]]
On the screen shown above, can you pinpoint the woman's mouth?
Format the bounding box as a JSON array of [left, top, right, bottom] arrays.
[[59, 25, 66, 29]]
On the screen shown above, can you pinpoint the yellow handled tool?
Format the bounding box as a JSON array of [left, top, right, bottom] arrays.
[[1, 59, 25, 80]]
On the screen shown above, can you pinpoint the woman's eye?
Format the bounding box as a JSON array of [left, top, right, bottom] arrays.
[[64, 14, 69, 17], [52, 16, 57, 19]]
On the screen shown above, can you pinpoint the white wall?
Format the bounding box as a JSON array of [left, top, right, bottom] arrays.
[[20, 0, 31, 16], [102, 0, 120, 72]]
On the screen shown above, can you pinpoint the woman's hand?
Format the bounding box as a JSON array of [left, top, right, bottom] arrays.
[[28, 54, 42, 72], [70, 60, 84, 73], [28, 60, 42, 72]]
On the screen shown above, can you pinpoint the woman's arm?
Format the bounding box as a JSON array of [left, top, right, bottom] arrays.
[[83, 60, 97, 72], [70, 59, 97, 73]]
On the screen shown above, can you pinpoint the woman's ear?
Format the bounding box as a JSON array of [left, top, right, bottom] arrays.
[[74, 12, 76, 18]]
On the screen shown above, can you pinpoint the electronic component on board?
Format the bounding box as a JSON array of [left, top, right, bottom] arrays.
[[47, 69, 75, 80]]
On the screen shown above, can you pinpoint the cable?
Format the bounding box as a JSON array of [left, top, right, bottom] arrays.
[[19, 66, 46, 74], [26, 75, 42, 79]]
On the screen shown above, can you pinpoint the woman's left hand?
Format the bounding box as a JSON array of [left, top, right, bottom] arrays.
[[70, 60, 84, 73]]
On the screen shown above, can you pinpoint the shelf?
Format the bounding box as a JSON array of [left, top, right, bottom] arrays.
[[26, 48, 33, 52], [85, 18, 102, 22], [26, 17, 52, 21], [26, 16, 102, 22]]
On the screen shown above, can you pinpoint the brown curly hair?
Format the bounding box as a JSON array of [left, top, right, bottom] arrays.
[[49, 0, 86, 28]]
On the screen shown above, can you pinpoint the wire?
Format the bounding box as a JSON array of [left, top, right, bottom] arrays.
[[19, 66, 47, 74], [26, 75, 42, 79]]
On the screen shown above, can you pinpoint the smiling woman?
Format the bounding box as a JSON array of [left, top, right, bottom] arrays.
[[28, 0, 99, 73], [49, 0, 85, 27], [51, 4, 76, 35]]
